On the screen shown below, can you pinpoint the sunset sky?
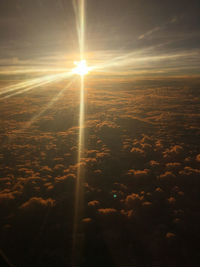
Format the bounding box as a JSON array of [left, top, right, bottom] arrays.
[[0, 0, 200, 77]]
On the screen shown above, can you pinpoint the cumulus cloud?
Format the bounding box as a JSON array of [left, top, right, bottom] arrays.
[[166, 162, 181, 169], [179, 166, 200, 176], [88, 200, 100, 207], [55, 173, 76, 183], [163, 145, 184, 159], [120, 209, 134, 218], [155, 187, 163, 193], [142, 201, 152, 207], [20, 197, 55, 210], [130, 147, 145, 156], [0, 190, 15, 201], [82, 217, 92, 223], [166, 232, 176, 239], [41, 166, 52, 172], [98, 208, 117, 215], [159, 171, 176, 179], [96, 121, 119, 130], [168, 197, 176, 205], [196, 154, 200, 162], [124, 193, 143, 208], [149, 160, 160, 166], [127, 169, 149, 178]]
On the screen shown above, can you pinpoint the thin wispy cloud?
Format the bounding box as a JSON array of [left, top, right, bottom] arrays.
[[138, 16, 179, 40]]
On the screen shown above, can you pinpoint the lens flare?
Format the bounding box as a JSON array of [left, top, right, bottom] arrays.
[[72, 60, 90, 76], [71, 0, 87, 266], [10, 78, 75, 137], [0, 71, 72, 100]]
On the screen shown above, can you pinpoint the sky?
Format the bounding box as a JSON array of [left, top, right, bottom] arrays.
[[0, 0, 200, 77]]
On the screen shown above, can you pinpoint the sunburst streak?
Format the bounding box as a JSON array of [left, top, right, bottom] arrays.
[[7, 77, 76, 140], [71, 0, 86, 266], [0, 71, 72, 100]]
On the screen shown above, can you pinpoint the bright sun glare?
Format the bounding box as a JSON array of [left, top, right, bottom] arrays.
[[72, 60, 90, 76]]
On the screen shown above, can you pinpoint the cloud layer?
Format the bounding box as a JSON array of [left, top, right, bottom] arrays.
[[0, 77, 200, 266]]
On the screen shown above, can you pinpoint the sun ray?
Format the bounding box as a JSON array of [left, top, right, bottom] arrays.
[[91, 42, 170, 72], [72, 75, 85, 266], [72, 0, 86, 265], [6, 77, 76, 140], [0, 71, 72, 100], [90, 42, 200, 76], [0, 67, 69, 75]]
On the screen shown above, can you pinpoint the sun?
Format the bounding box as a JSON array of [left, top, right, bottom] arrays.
[[72, 60, 90, 76]]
